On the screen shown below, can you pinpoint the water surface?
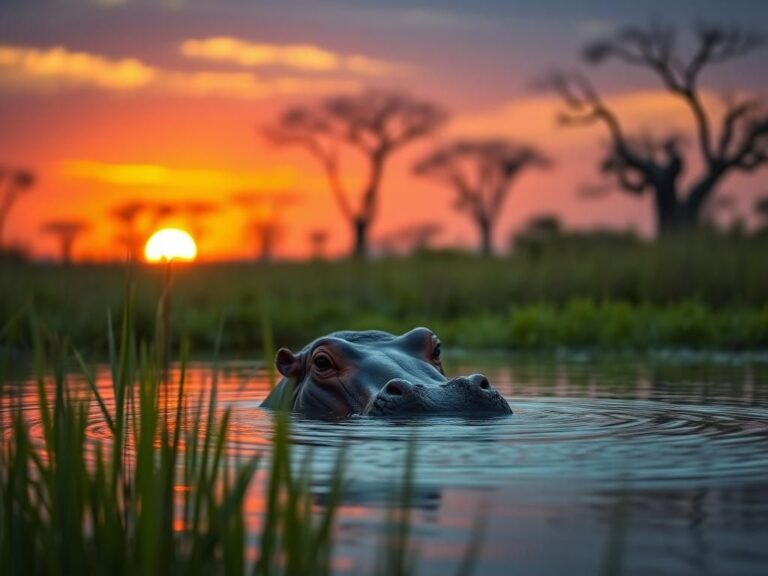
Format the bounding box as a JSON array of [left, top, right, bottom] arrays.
[[3, 355, 768, 575]]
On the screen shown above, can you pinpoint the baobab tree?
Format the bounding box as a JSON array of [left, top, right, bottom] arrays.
[[265, 90, 447, 257], [308, 229, 329, 260], [233, 190, 296, 262], [148, 202, 177, 231], [181, 201, 218, 243], [110, 200, 146, 259], [414, 139, 549, 256], [0, 168, 35, 251], [40, 219, 89, 264], [544, 22, 768, 234], [250, 219, 282, 262]]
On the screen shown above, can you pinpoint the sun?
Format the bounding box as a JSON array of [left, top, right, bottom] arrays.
[[144, 228, 198, 262]]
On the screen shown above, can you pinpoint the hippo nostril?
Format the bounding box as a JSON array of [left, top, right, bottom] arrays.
[[383, 380, 409, 397], [468, 374, 492, 391]]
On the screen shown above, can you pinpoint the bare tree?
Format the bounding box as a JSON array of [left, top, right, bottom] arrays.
[[233, 191, 296, 262], [0, 168, 35, 251], [544, 23, 768, 234], [181, 201, 218, 243], [414, 139, 549, 256], [308, 229, 329, 260], [110, 200, 146, 259], [250, 219, 282, 262], [148, 202, 177, 231], [40, 219, 89, 263], [265, 90, 448, 258]]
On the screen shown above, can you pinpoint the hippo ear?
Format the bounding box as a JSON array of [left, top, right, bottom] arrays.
[[275, 348, 302, 378]]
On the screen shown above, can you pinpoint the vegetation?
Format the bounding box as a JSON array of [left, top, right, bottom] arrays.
[[0, 292, 443, 575], [1, 232, 766, 355]]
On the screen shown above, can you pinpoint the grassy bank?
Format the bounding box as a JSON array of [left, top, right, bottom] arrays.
[[2, 233, 767, 353]]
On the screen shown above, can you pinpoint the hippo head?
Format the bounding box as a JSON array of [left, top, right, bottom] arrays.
[[260, 328, 512, 419]]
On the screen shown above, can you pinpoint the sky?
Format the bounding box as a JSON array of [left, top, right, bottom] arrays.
[[1, 0, 767, 261]]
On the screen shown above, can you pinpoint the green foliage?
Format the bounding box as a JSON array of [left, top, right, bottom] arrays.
[[1, 233, 767, 352], [1, 299, 260, 575], [1, 294, 483, 575]]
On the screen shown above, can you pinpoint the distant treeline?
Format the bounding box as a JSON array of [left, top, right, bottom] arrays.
[[2, 231, 767, 354]]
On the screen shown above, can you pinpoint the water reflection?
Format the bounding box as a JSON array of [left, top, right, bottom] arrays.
[[2, 355, 768, 575]]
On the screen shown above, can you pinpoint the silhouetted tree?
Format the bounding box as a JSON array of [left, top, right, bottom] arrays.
[[149, 202, 176, 230], [110, 200, 146, 259], [544, 23, 768, 234], [414, 139, 549, 256], [308, 229, 329, 260], [233, 191, 296, 262], [250, 219, 282, 262], [181, 201, 218, 243], [0, 168, 35, 251], [266, 90, 448, 258], [40, 219, 89, 263]]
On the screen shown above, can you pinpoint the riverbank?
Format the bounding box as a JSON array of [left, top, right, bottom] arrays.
[[2, 234, 767, 353]]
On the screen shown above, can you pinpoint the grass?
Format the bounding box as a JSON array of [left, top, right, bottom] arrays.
[[1, 232, 767, 353], [0, 285, 483, 575]]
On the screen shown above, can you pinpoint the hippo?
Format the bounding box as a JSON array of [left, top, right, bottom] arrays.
[[261, 327, 512, 419]]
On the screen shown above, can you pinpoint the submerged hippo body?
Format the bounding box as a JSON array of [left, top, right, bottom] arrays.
[[261, 328, 512, 419]]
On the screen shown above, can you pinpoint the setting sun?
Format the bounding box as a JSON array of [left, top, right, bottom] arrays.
[[144, 228, 198, 262]]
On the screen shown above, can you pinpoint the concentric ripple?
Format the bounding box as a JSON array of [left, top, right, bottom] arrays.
[[5, 358, 768, 575], [220, 396, 768, 492], [4, 359, 768, 493]]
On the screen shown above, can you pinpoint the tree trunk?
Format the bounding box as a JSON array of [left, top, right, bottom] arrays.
[[478, 218, 493, 257], [654, 170, 722, 235], [352, 217, 368, 258], [654, 183, 686, 235], [61, 238, 73, 264]]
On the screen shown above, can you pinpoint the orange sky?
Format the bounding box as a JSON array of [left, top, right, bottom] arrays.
[[1, 1, 766, 261]]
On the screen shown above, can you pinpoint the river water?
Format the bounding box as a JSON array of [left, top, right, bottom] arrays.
[[3, 354, 768, 575]]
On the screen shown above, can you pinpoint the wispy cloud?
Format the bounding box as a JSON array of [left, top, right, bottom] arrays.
[[179, 37, 401, 76], [0, 43, 361, 98], [62, 160, 297, 189], [0, 44, 156, 90]]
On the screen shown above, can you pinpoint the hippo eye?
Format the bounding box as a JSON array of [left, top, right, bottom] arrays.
[[312, 353, 335, 372], [432, 343, 441, 361]]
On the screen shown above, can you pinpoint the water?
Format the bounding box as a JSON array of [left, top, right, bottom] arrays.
[[4, 355, 768, 575]]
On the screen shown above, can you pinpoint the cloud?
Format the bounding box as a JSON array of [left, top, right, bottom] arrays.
[[179, 37, 401, 76], [62, 160, 297, 190], [0, 43, 361, 98], [160, 70, 359, 99], [0, 44, 156, 90]]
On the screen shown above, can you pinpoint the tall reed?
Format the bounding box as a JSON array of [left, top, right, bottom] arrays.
[[1, 288, 478, 575]]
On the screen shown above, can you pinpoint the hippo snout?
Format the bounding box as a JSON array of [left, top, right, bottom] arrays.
[[262, 328, 515, 418], [367, 373, 512, 416]]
